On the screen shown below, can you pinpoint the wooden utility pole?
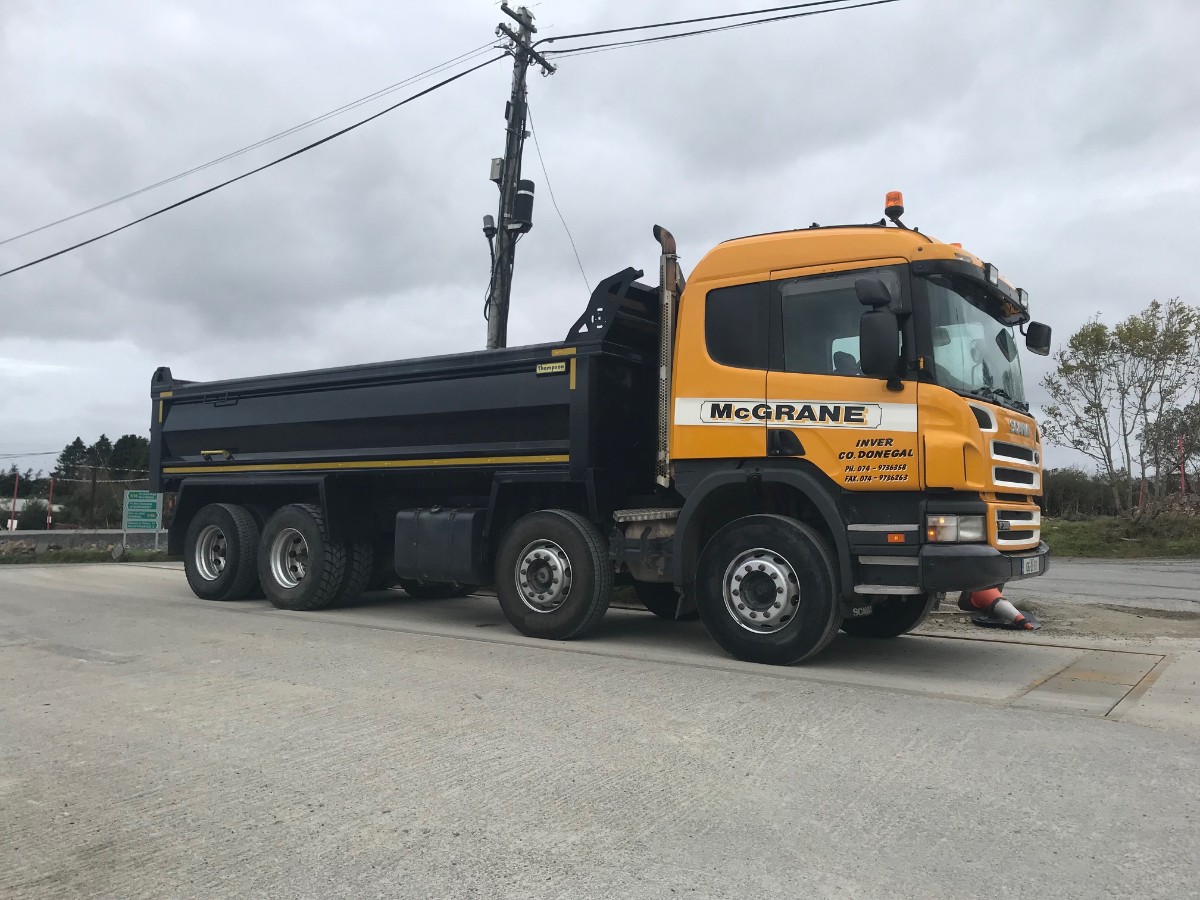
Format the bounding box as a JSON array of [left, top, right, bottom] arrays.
[[485, 3, 555, 349]]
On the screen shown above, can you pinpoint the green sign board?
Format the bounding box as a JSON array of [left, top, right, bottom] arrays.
[[123, 490, 162, 531]]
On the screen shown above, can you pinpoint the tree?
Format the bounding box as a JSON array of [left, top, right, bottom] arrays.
[[1040, 467, 1116, 519], [1142, 403, 1200, 495], [1041, 298, 1200, 521], [110, 434, 150, 480], [17, 499, 48, 531], [54, 437, 89, 480]]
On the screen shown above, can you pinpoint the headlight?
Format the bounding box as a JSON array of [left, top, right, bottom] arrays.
[[925, 514, 986, 543]]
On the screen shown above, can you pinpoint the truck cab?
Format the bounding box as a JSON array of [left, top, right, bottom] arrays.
[[655, 204, 1050, 662]]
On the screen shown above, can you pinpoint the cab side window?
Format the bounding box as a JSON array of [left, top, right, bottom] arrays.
[[705, 281, 769, 370], [778, 269, 901, 376]]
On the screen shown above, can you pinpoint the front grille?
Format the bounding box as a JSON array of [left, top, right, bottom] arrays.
[[992, 440, 1038, 464], [994, 466, 1040, 489], [996, 492, 1031, 503], [995, 507, 1041, 547]]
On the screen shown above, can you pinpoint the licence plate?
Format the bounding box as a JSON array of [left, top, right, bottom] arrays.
[[1021, 557, 1041, 575]]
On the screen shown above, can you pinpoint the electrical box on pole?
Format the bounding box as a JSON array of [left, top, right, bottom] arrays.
[[484, 3, 556, 350]]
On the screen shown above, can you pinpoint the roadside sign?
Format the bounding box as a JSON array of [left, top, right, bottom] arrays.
[[123, 491, 161, 530], [123, 490, 162, 532]]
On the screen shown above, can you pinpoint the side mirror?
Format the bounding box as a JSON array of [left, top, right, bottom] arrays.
[[1025, 321, 1052, 356], [855, 276, 893, 308], [860, 307, 901, 381]]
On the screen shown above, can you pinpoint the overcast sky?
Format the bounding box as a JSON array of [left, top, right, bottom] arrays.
[[1, 0, 1196, 476]]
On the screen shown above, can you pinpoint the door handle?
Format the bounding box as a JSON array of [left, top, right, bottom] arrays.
[[767, 429, 805, 457]]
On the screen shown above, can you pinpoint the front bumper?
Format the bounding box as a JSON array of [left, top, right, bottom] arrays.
[[919, 541, 1049, 592]]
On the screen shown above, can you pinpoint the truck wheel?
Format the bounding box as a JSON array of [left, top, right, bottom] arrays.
[[366, 550, 399, 591], [633, 582, 695, 621], [183, 503, 261, 601], [397, 579, 475, 600], [332, 540, 374, 607], [840, 593, 937, 638], [495, 509, 612, 640], [695, 515, 842, 665], [257, 503, 347, 611]]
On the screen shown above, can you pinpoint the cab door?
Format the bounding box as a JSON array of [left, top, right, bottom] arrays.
[[765, 262, 920, 491], [670, 276, 769, 462]]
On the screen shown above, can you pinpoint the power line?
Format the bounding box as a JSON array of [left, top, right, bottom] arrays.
[[0, 451, 59, 460], [0, 41, 498, 248], [543, 0, 901, 59], [534, 0, 853, 47], [526, 103, 590, 294], [0, 55, 505, 280]]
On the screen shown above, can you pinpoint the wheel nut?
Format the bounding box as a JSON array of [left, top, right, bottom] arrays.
[[774, 601, 782, 609], [770, 572, 778, 579], [776, 587, 784, 594], [749, 611, 757, 618], [738, 604, 745, 610]]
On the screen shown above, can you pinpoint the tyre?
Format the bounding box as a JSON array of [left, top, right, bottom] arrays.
[[366, 550, 399, 592], [695, 514, 842, 665], [332, 540, 374, 607], [840, 593, 937, 638], [633, 582, 695, 621], [183, 503, 261, 601], [495, 509, 613, 640], [257, 503, 347, 611], [398, 579, 476, 600]]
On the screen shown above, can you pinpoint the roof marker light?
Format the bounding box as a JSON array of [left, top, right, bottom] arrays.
[[884, 191, 904, 221]]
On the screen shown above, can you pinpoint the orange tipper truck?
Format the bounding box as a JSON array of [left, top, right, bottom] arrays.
[[150, 193, 1052, 665]]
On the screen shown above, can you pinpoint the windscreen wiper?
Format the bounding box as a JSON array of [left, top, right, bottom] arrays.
[[969, 386, 1029, 413]]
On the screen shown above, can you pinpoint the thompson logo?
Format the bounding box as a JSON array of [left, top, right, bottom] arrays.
[[700, 401, 881, 428]]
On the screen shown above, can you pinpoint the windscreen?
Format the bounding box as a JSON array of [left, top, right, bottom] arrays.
[[924, 275, 1027, 408]]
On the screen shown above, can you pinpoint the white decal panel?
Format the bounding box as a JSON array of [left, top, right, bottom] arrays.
[[674, 398, 918, 431]]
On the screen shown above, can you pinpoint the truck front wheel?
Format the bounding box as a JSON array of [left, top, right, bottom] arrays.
[[183, 503, 261, 601], [257, 504, 347, 611], [495, 509, 612, 640], [695, 515, 842, 665], [840, 593, 937, 638]]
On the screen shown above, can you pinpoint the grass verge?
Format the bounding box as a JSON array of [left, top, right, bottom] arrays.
[[1043, 516, 1200, 558]]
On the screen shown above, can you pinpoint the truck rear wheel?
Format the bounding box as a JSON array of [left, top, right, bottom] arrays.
[[695, 515, 842, 665], [257, 503, 347, 611], [332, 540, 374, 607], [840, 593, 937, 638], [495, 509, 612, 640], [183, 503, 261, 601]]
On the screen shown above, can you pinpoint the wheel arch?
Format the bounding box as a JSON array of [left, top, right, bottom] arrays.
[[672, 463, 853, 605]]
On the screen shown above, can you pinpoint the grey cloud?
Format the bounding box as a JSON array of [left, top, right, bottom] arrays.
[[1, 0, 1198, 473]]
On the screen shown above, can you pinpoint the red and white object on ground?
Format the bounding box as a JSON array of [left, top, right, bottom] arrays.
[[959, 587, 1035, 630]]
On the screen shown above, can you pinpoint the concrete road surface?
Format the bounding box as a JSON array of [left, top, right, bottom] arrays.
[[1006, 557, 1200, 614], [2, 562, 1198, 899]]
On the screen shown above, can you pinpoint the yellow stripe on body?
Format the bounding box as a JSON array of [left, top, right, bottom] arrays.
[[551, 347, 576, 357], [162, 453, 569, 475]]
